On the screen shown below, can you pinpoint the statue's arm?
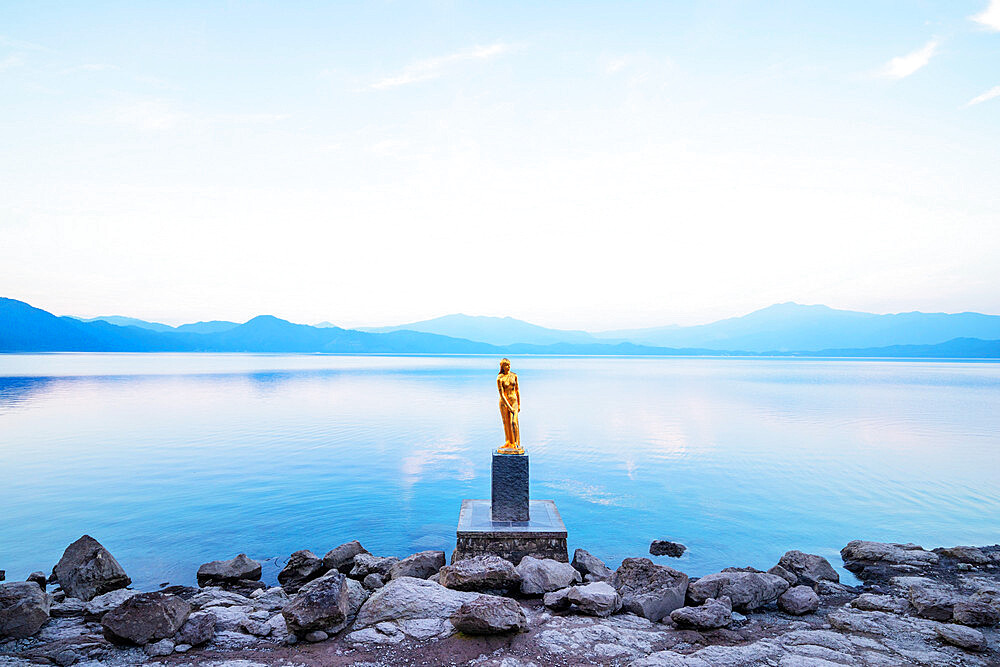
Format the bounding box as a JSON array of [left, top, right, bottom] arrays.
[[498, 376, 514, 412], [514, 376, 520, 411]]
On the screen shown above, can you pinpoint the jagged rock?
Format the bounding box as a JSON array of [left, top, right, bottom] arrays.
[[278, 550, 327, 593], [345, 577, 370, 618], [687, 570, 788, 612], [363, 573, 385, 590], [203, 604, 253, 631], [189, 587, 253, 609], [101, 592, 190, 645], [196, 554, 262, 587], [354, 576, 480, 641], [767, 564, 797, 586], [516, 556, 582, 595], [84, 588, 140, 619], [815, 580, 851, 596], [144, 638, 174, 656], [543, 587, 572, 610], [52, 535, 131, 601], [777, 550, 839, 586], [26, 572, 46, 591], [50, 597, 86, 618], [438, 555, 520, 592], [935, 623, 987, 651], [649, 541, 686, 558], [52, 648, 79, 666], [610, 557, 689, 622], [322, 540, 369, 573], [909, 584, 960, 621], [670, 596, 732, 629], [840, 540, 938, 578], [850, 593, 909, 614], [305, 629, 328, 642], [251, 586, 289, 612], [935, 546, 991, 565], [177, 611, 215, 645], [0, 581, 51, 639], [953, 599, 1000, 627], [565, 582, 622, 617], [349, 553, 399, 580], [265, 613, 294, 644], [389, 550, 446, 580], [571, 549, 613, 582], [778, 585, 820, 615], [450, 595, 527, 634], [281, 570, 350, 635], [218, 579, 267, 596]]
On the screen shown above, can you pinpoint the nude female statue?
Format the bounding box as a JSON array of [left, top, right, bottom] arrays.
[[497, 358, 523, 454]]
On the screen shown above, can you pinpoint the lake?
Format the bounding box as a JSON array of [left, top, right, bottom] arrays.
[[2, 354, 998, 591]]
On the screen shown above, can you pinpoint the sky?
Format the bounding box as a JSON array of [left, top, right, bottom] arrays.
[[2, 1, 999, 330]]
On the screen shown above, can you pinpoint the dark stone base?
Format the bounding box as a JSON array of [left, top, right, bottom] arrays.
[[492, 453, 529, 521], [453, 499, 568, 564]]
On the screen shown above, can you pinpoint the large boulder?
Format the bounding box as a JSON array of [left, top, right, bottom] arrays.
[[177, 611, 215, 646], [52, 535, 131, 601], [438, 555, 520, 592], [0, 581, 51, 639], [687, 571, 788, 612], [610, 557, 689, 622], [84, 588, 141, 619], [281, 570, 350, 635], [390, 551, 446, 580], [909, 584, 960, 621], [101, 592, 190, 645], [777, 550, 839, 586], [278, 550, 327, 593], [670, 596, 732, 630], [565, 582, 622, 617], [571, 549, 613, 582], [450, 595, 527, 634], [516, 556, 582, 595], [840, 540, 938, 578], [322, 541, 369, 574], [778, 585, 820, 615], [349, 553, 399, 580], [196, 554, 262, 587], [353, 576, 480, 640]]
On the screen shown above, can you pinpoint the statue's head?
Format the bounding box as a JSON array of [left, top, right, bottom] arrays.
[[499, 358, 511, 374]]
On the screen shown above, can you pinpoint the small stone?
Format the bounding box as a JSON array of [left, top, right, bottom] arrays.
[[516, 556, 582, 595], [363, 573, 385, 590], [778, 585, 820, 615], [305, 629, 329, 642], [52, 649, 79, 666], [670, 596, 732, 629], [650, 541, 686, 558], [953, 600, 1000, 627], [278, 550, 327, 593], [144, 639, 175, 656], [572, 549, 613, 582], [26, 572, 46, 591], [174, 643, 191, 653], [322, 541, 369, 573], [936, 623, 987, 651], [349, 553, 399, 580], [450, 595, 527, 634], [389, 550, 446, 580], [50, 597, 86, 618], [196, 554, 262, 587], [777, 550, 839, 586], [565, 582, 622, 617], [543, 587, 572, 611]]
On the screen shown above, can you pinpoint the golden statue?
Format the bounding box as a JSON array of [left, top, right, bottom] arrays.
[[497, 358, 523, 454]]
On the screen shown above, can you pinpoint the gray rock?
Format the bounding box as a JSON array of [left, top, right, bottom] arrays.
[[687, 570, 789, 612], [815, 580, 850, 596], [84, 588, 140, 619], [566, 582, 622, 617], [173, 643, 191, 653], [0, 581, 51, 639], [345, 577, 371, 618], [278, 550, 327, 593], [389, 550, 446, 580], [841, 540, 938, 576], [241, 618, 271, 636], [100, 592, 190, 645], [778, 585, 820, 615], [281, 569, 350, 635], [177, 611, 215, 645], [196, 554, 262, 586], [363, 573, 385, 590], [265, 612, 294, 644], [438, 555, 521, 592], [543, 587, 572, 611], [349, 553, 399, 580], [52, 648, 79, 666], [50, 597, 86, 618], [649, 541, 686, 558], [26, 572, 46, 591], [354, 576, 480, 640], [669, 596, 732, 629], [52, 535, 131, 601], [188, 586, 253, 609], [953, 599, 1000, 627], [516, 556, 582, 595], [609, 557, 689, 622], [450, 595, 527, 634], [251, 586, 289, 612], [305, 629, 328, 642], [322, 540, 370, 573], [777, 550, 839, 586], [935, 546, 991, 565], [767, 564, 797, 586], [850, 593, 909, 614], [935, 623, 987, 651], [143, 638, 174, 656], [571, 549, 613, 582], [909, 584, 960, 621]]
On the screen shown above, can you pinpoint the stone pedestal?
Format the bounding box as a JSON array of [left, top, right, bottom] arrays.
[[491, 453, 529, 521], [453, 499, 568, 564]]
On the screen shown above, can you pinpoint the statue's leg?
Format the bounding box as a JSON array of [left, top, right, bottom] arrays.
[[500, 402, 513, 446], [510, 411, 520, 448]]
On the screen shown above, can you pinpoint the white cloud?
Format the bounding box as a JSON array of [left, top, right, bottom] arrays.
[[371, 42, 513, 90], [62, 63, 119, 75], [972, 0, 1000, 31], [0, 55, 23, 72], [879, 39, 939, 79], [966, 85, 1000, 106]]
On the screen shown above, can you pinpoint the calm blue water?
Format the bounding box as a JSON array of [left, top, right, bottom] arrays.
[[2, 354, 999, 591]]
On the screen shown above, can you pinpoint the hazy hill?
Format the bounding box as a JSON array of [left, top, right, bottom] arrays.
[[175, 321, 240, 334], [361, 313, 600, 346], [73, 315, 175, 332]]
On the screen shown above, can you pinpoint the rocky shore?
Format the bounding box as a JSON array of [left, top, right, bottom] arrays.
[[2, 536, 998, 666]]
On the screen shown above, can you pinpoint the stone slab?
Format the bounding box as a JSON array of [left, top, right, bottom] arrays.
[[492, 453, 529, 521], [454, 499, 568, 564]]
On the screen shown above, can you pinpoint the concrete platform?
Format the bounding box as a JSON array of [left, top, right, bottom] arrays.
[[453, 498, 568, 564]]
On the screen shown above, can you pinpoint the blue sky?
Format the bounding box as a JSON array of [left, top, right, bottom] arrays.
[[1, 1, 999, 328]]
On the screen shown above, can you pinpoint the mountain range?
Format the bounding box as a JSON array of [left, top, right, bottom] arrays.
[[2, 297, 999, 357]]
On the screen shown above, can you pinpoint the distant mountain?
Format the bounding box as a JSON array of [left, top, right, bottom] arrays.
[[175, 321, 239, 334], [811, 337, 1000, 358], [594, 302, 1000, 352], [361, 314, 600, 346], [73, 315, 175, 332]]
